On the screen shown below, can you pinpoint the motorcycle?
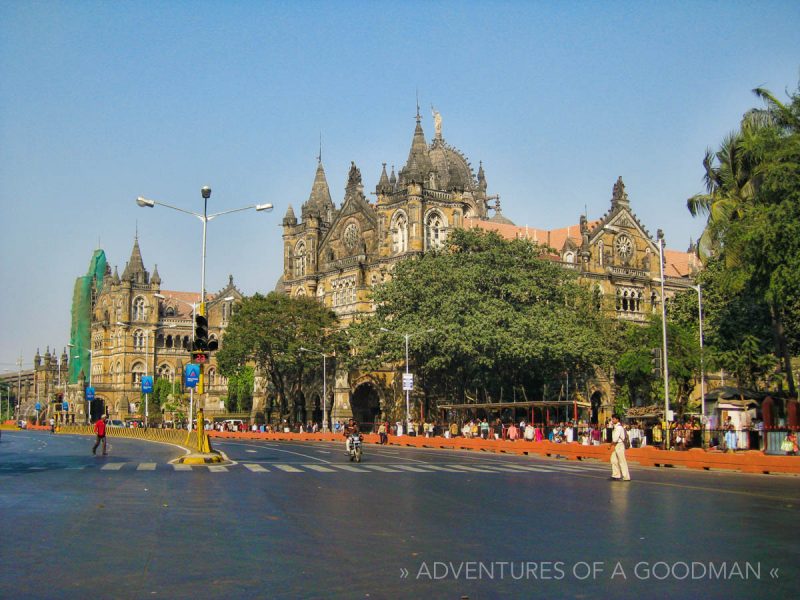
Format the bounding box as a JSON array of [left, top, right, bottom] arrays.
[[348, 433, 363, 462]]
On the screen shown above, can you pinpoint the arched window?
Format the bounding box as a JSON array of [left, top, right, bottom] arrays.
[[296, 287, 306, 297], [425, 211, 446, 251], [564, 251, 575, 263], [391, 211, 408, 254], [294, 241, 307, 277], [616, 287, 642, 313], [132, 297, 146, 321], [133, 329, 146, 350], [132, 362, 145, 385], [157, 364, 173, 379], [165, 307, 175, 317], [207, 368, 216, 386]]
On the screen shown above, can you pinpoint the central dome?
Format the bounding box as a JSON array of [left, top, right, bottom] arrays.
[[428, 138, 476, 192]]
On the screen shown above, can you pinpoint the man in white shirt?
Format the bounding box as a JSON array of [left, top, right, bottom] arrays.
[[610, 414, 631, 481]]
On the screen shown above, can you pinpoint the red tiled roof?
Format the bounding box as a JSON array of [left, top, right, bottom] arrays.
[[465, 218, 600, 251], [159, 290, 217, 318], [464, 218, 696, 276], [664, 250, 699, 278]]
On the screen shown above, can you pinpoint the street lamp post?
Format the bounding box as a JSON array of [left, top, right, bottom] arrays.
[[380, 327, 434, 434], [73, 349, 93, 423], [657, 231, 671, 447], [137, 188, 271, 436], [300, 347, 331, 432], [691, 284, 706, 420]]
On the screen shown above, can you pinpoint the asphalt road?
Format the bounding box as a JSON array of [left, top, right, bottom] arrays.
[[1, 430, 798, 599]]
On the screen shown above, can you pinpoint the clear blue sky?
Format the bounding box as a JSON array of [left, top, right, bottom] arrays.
[[1, 1, 799, 373]]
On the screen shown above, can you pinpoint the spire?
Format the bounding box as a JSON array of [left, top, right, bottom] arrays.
[[376, 163, 391, 194], [283, 203, 297, 226], [112, 266, 120, 285], [307, 161, 333, 208], [399, 106, 431, 185], [477, 161, 487, 192], [151, 264, 161, 285], [389, 165, 396, 186], [121, 236, 149, 284]]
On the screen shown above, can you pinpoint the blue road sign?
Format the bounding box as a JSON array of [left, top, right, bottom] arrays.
[[185, 364, 200, 388], [63, 401, 69, 411], [141, 376, 154, 394], [85, 387, 95, 401], [35, 402, 41, 411]]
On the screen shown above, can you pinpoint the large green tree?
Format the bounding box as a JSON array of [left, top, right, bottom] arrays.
[[688, 83, 800, 395], [345, 229, 615, 416], [216, 292, 339, 422]]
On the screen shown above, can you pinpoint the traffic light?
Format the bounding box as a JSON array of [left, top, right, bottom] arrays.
[[651, 347, 662, 379], [194, 314, 208, 351]]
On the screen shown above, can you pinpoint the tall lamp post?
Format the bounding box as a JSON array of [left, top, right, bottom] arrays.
[[690, 284, 706, 420], [380, 327, 434, 433], [137, 188, 272, 435], [73, 349, 93, 423], [657, 231, 671, 447], [300, 347, 331, 432]]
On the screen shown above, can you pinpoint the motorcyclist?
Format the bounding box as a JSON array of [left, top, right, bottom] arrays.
[[344, 418, 360, 454]]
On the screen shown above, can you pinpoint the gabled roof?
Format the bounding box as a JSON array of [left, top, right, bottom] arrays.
[[664, 249, 699, 278]]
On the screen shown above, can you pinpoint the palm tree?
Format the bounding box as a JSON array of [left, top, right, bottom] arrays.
[[686, 131, 755, 261]]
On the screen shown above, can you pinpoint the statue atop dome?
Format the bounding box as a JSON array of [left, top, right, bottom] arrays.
[[431, 105, 442, 140]]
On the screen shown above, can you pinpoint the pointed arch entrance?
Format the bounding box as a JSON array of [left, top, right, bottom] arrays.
[[351, 382, 381, 428]]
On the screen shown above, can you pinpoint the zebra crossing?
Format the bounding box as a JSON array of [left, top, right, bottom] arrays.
[[75, 460, 608, 474], [2, 459, 608, 475]]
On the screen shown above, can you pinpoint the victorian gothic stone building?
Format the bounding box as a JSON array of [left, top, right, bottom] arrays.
[[58, 238, 243, 422], [280, 109, 698, 426]]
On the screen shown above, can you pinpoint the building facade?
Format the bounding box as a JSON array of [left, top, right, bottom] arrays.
[[63, 238, 242, 422], [280, 110, 699, 426]]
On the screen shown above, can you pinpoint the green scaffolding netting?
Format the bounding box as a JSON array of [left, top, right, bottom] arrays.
[[69, 250, 107, 385]]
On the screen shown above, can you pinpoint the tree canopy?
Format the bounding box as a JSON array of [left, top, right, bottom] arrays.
[[346, 229, 615, 413], [687, 82, 800, 395], [216, 292, 340, 421]]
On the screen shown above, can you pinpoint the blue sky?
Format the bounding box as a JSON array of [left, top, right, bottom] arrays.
[[1, 1, 799, 373]]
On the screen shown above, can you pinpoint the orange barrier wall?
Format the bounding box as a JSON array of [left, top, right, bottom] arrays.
[[207, 431, 800, 475]]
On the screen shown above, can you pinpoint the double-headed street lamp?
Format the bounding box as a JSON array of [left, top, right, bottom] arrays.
[[137, 187, 272, 435], [136, 187, 272, 307], [380, 327, 434, 433], [300, 347, 332, 432]]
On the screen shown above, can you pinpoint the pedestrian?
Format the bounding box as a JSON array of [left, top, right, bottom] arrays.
[[92, 415, 108, 456], [378, 421, 387, 445], [609, 414, 630, 481], [49, 417, 55, 434]]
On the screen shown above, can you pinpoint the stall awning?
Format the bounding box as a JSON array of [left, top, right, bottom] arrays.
[[438, 400, 591, 411]]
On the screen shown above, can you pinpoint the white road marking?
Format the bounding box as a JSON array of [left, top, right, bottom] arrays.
[[137, 463, 157, 471], [420, 465, 464, 473], [101, 463, 125, 470], [331, 464, 369, 472], [303, 464, 336, 472], [362, 465, 402, 472], [243, 463, 269, 472], [447, 464, 497, 473], [392, 465, 434, 473], [274, 464, 303, 472], [172, 464, 193, 471], [208, 465, 228, 472]]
